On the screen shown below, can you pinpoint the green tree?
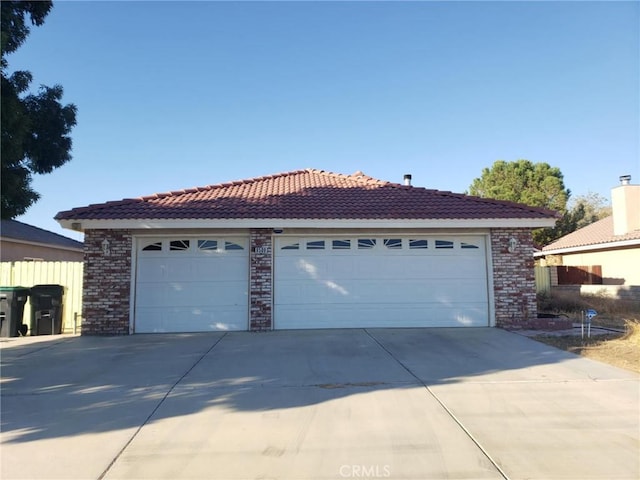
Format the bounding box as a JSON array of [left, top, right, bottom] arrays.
[[468, 160, 569, 245], [1, 1, 77, 219]]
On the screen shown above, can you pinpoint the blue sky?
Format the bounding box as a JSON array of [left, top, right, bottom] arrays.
[[9, 0, 639, 240]]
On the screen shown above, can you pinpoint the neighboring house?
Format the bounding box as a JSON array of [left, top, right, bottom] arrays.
[[535, 175, 640, 295], [55, 168, 557, 335], [0, 219, 84, 262]]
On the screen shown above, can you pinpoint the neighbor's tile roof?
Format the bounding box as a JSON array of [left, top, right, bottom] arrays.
[[542, 216, 640, 251], [0, 219, 83, 250], [55, 168, 558, 221]]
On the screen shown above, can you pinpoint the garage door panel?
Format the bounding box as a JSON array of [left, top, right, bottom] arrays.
[[278, 255, 486, 281], [275, 277, 487, 305], [276, 303, 488, 329], [135, 306, 247, 333], [136, 281, 248, 307], [135, 237, 248, 333], [275, 235, 489, 329]]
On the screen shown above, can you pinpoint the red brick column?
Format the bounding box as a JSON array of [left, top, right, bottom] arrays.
[[490, 228, 537, 329], [82, 229, 132, 335], [249, 229, 273, 331]]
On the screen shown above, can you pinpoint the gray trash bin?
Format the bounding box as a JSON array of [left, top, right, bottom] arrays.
[[0, 287, 30, 337]]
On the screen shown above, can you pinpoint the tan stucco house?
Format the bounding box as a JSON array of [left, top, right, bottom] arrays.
[[535, 176, 640, 298], [0, 219, 84, 262]]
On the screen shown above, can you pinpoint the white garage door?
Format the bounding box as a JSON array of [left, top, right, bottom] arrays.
[[274, 236, 489, 329], [134, 237, 248, 333]]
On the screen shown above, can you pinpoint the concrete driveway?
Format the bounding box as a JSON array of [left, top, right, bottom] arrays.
[[1, 328, 638, 480]]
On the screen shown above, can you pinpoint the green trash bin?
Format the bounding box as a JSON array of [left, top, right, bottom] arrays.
[[29, 284, 65, 335], [0, 287, 30, 337]]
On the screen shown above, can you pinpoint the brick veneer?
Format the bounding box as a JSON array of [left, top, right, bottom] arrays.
[[79, 227, 540, 334], [249, 229, 273, 331], [490, 228, 538, 329], [82, 229, 132, 335]]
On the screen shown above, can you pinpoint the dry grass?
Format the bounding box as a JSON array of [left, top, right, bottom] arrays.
[[534, 320, 640, 373], [538, 290, 639, 329], [536, 290, 639, 372]]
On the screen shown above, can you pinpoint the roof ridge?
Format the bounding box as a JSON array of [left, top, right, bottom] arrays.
[[307, 168, 389, 186]]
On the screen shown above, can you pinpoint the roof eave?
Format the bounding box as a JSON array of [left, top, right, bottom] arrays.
[[0, 236, 84, 252], [535, 238, 640, 257], [58, 217, 556, 231]]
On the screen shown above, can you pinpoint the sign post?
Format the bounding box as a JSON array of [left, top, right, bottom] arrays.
[[583, 309, 597, 338]]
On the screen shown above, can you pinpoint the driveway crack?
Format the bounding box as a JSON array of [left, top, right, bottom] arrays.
[[364, 329, 511, 480], [97, 333, 228, 480]]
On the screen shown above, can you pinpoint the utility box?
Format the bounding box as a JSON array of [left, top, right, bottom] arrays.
[[29, 285, 65, 335], [0, 287, 30, 337]]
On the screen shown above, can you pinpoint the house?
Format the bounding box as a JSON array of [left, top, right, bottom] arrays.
[[0, 219, 84, 262], [55, 168, 557, 335], [535, 175, 640, 300]]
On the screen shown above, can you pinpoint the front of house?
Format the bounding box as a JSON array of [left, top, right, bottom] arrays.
[[55, 169, 557, 334]]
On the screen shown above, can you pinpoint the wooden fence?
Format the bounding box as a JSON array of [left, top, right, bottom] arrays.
[[1, 261, 83, 334]]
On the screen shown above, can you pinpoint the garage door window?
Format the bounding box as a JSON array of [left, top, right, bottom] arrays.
[[170, 240, 190, 251], [281, 241, 300, 250], [384, 238, 402, 249], [142, 241, 162, 251], [435, 240, 454, 249], [358, 238, 376, 249], [306, 240, 325, 250], [332, 239, 351, 250], [198, 240, 218, 251], [409, 239, 428, 249], [225, 241, 244, 251]]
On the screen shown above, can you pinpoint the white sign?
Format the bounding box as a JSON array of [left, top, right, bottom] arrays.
[[254, 246, 270, 254]]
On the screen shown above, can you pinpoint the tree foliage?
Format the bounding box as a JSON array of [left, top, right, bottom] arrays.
[[533, 192, 612, 245], [569, 192, 611, 229], [468, 160, 569, 212], [468, 160, 570, 246], [1, 1, 77, 219]]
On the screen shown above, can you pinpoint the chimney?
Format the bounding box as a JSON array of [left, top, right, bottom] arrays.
[[612, 175, 640, 236], [403, 174, 412, 186]]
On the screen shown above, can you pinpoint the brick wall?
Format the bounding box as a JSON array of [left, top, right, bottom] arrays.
[[491, 228, 538, 329], [82, 229, 132, 335], [249, 229, 273, 331]]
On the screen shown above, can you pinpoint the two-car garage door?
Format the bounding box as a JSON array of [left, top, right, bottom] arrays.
[[134, 235, 490, 332], [274, 236, 489, 329]]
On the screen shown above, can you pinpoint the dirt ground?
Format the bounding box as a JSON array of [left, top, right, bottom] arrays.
[[532, 320, 640, 374]]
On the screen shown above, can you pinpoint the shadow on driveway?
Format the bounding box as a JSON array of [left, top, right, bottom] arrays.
[[1, 327, 621, 445]]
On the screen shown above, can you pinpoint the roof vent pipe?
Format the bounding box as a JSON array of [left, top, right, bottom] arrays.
[[620, 174, 631, 185], [403, 174, 412, 186]]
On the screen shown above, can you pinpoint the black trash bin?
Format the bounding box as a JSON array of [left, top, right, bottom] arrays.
[[0, 287, 30, 337], [29, 284, 65, 335]]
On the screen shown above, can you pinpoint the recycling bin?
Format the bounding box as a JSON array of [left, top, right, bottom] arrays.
[[29, 284, 65, 335], [0, 287, 30, 337]]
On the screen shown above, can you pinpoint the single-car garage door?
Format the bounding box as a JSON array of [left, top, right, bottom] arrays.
[[274, 236, 489, 329], [134, 237, 248, 332]]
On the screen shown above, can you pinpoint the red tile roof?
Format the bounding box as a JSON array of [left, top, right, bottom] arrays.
[[542, 216, 640, 251], [55, 168, 558, 221]]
